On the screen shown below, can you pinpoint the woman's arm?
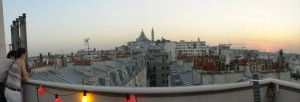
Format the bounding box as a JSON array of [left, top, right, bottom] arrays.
[[20, 60, 29, 81]]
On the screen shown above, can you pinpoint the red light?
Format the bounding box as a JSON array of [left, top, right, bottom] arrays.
[[54, 94, 60, 102], [38, 86, 44, 95], [54, 99, 60, 102], [126, 94, 134, 102]]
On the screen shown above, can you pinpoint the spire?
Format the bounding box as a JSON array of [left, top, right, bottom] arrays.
[[151, 27, 154, 42], [141, 28, 145, 36]]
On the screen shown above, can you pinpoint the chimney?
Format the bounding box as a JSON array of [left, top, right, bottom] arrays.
[[10, 25, 16, 50], [19, 13, 28, 68], [12, 20, 20, 50]]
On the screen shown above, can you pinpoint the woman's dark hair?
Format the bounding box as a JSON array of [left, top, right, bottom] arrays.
[[6, 50, 16, 58], [16, 48, 27, 58]]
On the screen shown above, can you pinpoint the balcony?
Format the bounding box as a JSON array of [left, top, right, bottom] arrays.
[[23, 78, 300, 102]]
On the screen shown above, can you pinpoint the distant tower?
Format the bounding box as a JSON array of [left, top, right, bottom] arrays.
[[20, 14, 27, 51], [19, 13, 28, 67], [0, 0, 6, 62], [11, 20, 19, 50], [151, 27, 154, 42]]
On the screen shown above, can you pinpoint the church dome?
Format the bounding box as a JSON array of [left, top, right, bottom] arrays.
[[136, 29, 150, 42]]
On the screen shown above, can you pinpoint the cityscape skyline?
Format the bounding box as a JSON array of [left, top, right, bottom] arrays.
[[3, 0, 300, 56], [2, 1, 300, 101]]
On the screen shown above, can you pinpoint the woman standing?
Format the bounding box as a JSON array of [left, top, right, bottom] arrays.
[[5, 48, 29, 102], [0, 50, 16, 102]]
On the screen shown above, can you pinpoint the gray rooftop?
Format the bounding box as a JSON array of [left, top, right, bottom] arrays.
[[180, 70, 193, 86], [30, 66, 107, 85]]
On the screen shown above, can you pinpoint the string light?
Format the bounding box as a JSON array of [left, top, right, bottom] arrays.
[[35, 84, 146, 102], [36, 85, 80, 102], [54, 94, 60, 102], [38, 85, 44, 95], [37, 84, 137, 102], [126, 94, 132, 102], [82, 90, 88, 102]]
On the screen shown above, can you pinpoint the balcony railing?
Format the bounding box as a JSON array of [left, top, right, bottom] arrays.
[[22, 78, 300, 102]]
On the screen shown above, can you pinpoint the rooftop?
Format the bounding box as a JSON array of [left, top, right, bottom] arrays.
[[31, 66, 107, 85]]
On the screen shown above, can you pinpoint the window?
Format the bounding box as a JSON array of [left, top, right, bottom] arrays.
[[162, 74, 165, 77], [162, 80, 165, 84], [162, 67, 165, 70], [166, 80, 169, 84], [166, 67, 169, 70]]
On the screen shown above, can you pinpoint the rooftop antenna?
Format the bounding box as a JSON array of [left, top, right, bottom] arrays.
[[84, 38, 92, 76]]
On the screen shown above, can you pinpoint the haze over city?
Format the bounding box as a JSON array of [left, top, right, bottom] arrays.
[[3, 0, 300, 56]]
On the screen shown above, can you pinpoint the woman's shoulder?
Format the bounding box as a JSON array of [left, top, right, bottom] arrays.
[[17, 59, 25, 65]]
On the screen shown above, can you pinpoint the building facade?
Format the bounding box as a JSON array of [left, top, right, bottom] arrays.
[[164, 38, 211, 62], [145, 49, 171, 87], [175, 38, 210, 56]]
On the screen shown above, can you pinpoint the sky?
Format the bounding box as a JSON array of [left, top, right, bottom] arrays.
[[3, 0, 300, 56]]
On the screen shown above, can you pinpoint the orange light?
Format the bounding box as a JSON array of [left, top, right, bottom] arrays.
[[82, 90, 88, 102], [82, 95, 87, 102]]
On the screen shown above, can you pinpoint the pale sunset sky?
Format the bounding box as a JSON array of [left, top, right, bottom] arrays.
[[3, 0, 300, 56]]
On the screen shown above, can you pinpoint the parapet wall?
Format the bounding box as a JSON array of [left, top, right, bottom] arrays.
[[22, 78, 300, 102]]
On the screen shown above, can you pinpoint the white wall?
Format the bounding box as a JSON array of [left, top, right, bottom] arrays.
[[24, 79, 278, 102], [224, 72, 243, 83], [276, 86, 300, 102], [262, 71, 291, 81], [164, 42, 176, 62], [202, 74, 214, 84], [24, 78, 300, 102], [183, 61, 193, 72], [192, 68, 202, 85], [0, 0, 6, 62], [201, 72, 243, 85]]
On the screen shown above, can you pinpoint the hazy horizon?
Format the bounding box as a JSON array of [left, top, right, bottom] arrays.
[[3, 0, 300, 56]]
